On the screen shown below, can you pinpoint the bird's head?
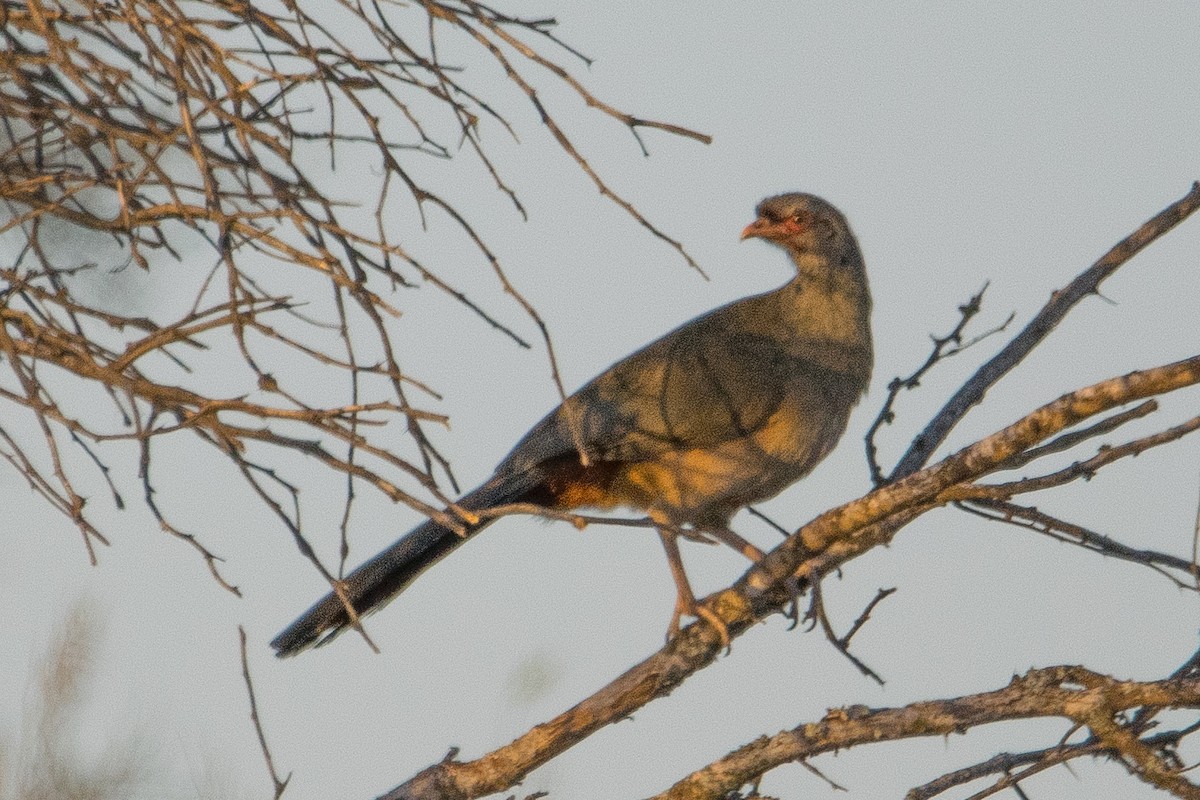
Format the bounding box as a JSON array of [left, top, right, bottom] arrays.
[[740, 192, 855, 259]]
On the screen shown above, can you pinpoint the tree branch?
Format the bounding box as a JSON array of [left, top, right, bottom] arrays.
[[376, 355, 1200, 800], [652, 664, 1200, 800], [0, 0, 707, 583], [890, 182, 1200, 481]]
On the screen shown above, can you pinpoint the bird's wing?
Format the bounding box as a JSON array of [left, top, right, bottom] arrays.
[[498, 296, 806, 472]]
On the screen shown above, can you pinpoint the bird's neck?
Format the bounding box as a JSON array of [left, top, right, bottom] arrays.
[[779, 249, 873, 382]]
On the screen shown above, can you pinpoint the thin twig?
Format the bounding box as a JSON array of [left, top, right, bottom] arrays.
[[957, 499, 1198, 589], [866, 284, 997, 486], [238, 626, 289, 799]]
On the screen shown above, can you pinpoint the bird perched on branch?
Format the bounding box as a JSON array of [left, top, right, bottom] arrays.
[[272, 192, 873, 657]]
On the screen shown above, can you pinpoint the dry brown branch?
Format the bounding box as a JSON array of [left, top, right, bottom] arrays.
[[376, 355, 1200, 799], [0, 0, 706, 586], [946, 413, 1200, 587], [955, 413, 1200, 500], [997, 399, 1159, 471], [652, 663, 1200, 800], [889, 181, 1200, 480], [906, 737, 1103, 800]]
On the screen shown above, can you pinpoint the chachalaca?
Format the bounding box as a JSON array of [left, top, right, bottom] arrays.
[[272, 192, 873, 656]]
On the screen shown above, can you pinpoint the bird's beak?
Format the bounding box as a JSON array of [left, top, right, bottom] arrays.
[[742, 216, 802, 241], [740, 217, 771, 241]]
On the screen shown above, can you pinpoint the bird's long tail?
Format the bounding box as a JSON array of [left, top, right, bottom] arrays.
[[271, 478, 521, 657]]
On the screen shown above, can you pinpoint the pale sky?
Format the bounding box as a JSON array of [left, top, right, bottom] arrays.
[[4, 4, 1199, 800]]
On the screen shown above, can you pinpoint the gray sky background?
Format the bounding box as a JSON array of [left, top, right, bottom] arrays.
[[3, 4, 1199, 799]]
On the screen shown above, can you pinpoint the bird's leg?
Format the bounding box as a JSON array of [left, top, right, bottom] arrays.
[[703, 526, 765, 562], [655, 526, 731, 650]]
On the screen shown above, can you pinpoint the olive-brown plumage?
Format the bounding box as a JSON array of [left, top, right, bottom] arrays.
[[272, 193, 872, 656]]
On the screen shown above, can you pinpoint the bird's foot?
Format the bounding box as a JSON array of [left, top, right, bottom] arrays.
[[666, 592, 731, 651]]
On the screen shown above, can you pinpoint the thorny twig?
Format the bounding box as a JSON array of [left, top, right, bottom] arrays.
[[805, 583, 894, 685], [866, 284, 1010, 486]]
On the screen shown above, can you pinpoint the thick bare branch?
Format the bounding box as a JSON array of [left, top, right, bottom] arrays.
[[652, 665, 1200, 800]]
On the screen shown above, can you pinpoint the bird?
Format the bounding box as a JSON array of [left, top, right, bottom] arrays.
[[271, 192, 873, 657]]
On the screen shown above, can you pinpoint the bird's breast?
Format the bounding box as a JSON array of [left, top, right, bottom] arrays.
[[611, 391, 848, 527]]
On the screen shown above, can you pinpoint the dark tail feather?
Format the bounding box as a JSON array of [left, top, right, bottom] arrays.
[[271, 479, 521, 657]]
